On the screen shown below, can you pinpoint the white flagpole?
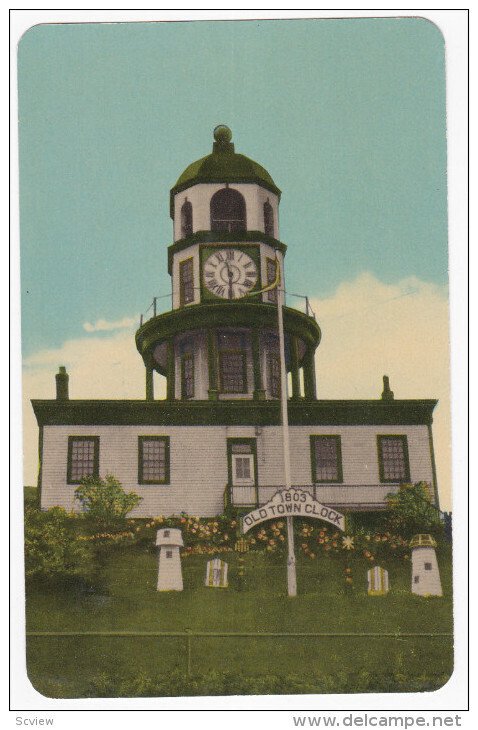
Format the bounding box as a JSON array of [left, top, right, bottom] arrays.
[[275, 253, 297, 597]]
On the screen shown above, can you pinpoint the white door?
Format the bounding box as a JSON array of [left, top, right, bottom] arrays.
[[232, 453, 256, 505]]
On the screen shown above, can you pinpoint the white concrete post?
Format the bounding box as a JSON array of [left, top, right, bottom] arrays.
[[156, 528, 184, 592], [410, 534, 443, 597]]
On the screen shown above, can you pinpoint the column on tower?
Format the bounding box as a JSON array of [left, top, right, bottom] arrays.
[[303, 348, 317, 400], [207, 327, 219, 400], [252, 327, 266, 400], [166, 337, 176, 400], [290, 335, 301, 400]]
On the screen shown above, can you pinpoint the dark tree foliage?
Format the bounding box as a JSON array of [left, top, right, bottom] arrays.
[[384, 482, 443, 540]]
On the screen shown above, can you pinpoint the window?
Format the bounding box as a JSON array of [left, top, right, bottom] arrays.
[[424, 563, 432, 571], [310, 436, 343, 483], [67, 436, 99, 484], [179, 258, 194, 305], [414, 575, 419, 584], [180, 200, 193, 238], [267, 352, 281, 398], [219, 352, 247, 393], [164, 530, 170, 537], [377, 435, 410, 483], [165, 550, 173, 559], [181, 353, 194, 399], [210, 188, 246, 232], [138, 436, 170, 484], [227, 440, 257, 486], [266, 257, 278, 303], [263, 201, 274, 237]]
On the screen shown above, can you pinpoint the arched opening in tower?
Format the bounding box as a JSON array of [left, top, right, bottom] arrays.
[[210, 188, 246, 232]]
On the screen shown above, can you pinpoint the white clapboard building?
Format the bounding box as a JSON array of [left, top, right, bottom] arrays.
[[32, 126, 440, 518]]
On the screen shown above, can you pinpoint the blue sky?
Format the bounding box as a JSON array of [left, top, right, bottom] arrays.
[[18, 17, 447, 357]]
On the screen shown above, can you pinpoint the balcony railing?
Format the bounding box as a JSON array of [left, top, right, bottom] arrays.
[[225, 483, 413, 511], [139, 289, 317, 326]]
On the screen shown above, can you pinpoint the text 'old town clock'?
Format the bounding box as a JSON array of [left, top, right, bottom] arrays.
[[203, 248, 258, 299]]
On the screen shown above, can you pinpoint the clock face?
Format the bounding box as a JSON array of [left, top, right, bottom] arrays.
[[203, 248, 258, 299]]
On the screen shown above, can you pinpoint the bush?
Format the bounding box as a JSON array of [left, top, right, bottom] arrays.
[[384, 482, 444, 540], [24, 506, 95, 587], [75, 474, 141, 530]]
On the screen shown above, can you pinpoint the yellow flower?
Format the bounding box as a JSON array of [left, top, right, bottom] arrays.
[[342, 536, 355, 550]]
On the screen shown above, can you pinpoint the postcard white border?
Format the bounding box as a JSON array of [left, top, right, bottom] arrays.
[[8, 6, 469, 720]]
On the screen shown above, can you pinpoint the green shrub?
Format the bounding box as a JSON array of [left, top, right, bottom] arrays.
[[24, 506, 95, 587], [384, 482, 444, 540], [74, 474, 141, 530]]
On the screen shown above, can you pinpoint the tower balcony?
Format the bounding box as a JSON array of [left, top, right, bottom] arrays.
[[135, 299, 321, 402]]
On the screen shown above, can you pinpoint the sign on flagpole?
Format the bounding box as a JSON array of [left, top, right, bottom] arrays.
[[241, 488, 346, 534]]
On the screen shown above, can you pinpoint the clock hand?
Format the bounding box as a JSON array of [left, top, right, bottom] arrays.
[[227, 265, 234, 299]]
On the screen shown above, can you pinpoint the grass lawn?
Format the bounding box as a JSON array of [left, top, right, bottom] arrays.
[[26, 538, 454, 698]]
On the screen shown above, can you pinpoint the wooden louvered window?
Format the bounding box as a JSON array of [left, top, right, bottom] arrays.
[[179, 258, 194, 306], [219, 352, 247, 393], [180, 200, 193, 238], [181, 353, 195, 399], [263, 201, 274, 237], [267, 352, 280, 398], [266, 257, 278, 303]]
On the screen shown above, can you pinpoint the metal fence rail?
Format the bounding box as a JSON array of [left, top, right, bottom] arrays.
[[226, 484, 449, 527], [27, 630, 453, 677], [227, 483, 405, 510]]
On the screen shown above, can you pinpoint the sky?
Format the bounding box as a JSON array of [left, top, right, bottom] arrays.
[[18, 18, 451, 507]]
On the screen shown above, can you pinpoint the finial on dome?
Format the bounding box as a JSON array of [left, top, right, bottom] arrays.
[[213, 125, 232, 142], [213, 125, 234, 153]]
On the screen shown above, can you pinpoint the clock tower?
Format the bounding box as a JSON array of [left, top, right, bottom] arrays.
[[135, 126, 321, 403], [33, 125, 440, 518]]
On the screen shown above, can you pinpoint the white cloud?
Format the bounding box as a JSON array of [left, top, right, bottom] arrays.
[[82, 315, 138, 333], [22, 327, 166, 489], [22, 273, 452, 509], [309, 272, 451, 509]]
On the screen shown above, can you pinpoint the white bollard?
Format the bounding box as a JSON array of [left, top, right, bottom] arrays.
[[410, 534, 442, 597], [205, 558, 228, 588], [156, 528, 184, 591], [367, 566, 389, 595]]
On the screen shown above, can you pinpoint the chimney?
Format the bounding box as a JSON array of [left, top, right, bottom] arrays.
[[381, 375, 394, 401], [55, 366, 69, 400]]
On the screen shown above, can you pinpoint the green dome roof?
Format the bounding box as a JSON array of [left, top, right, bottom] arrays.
[[170, 127, 281, 217]]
